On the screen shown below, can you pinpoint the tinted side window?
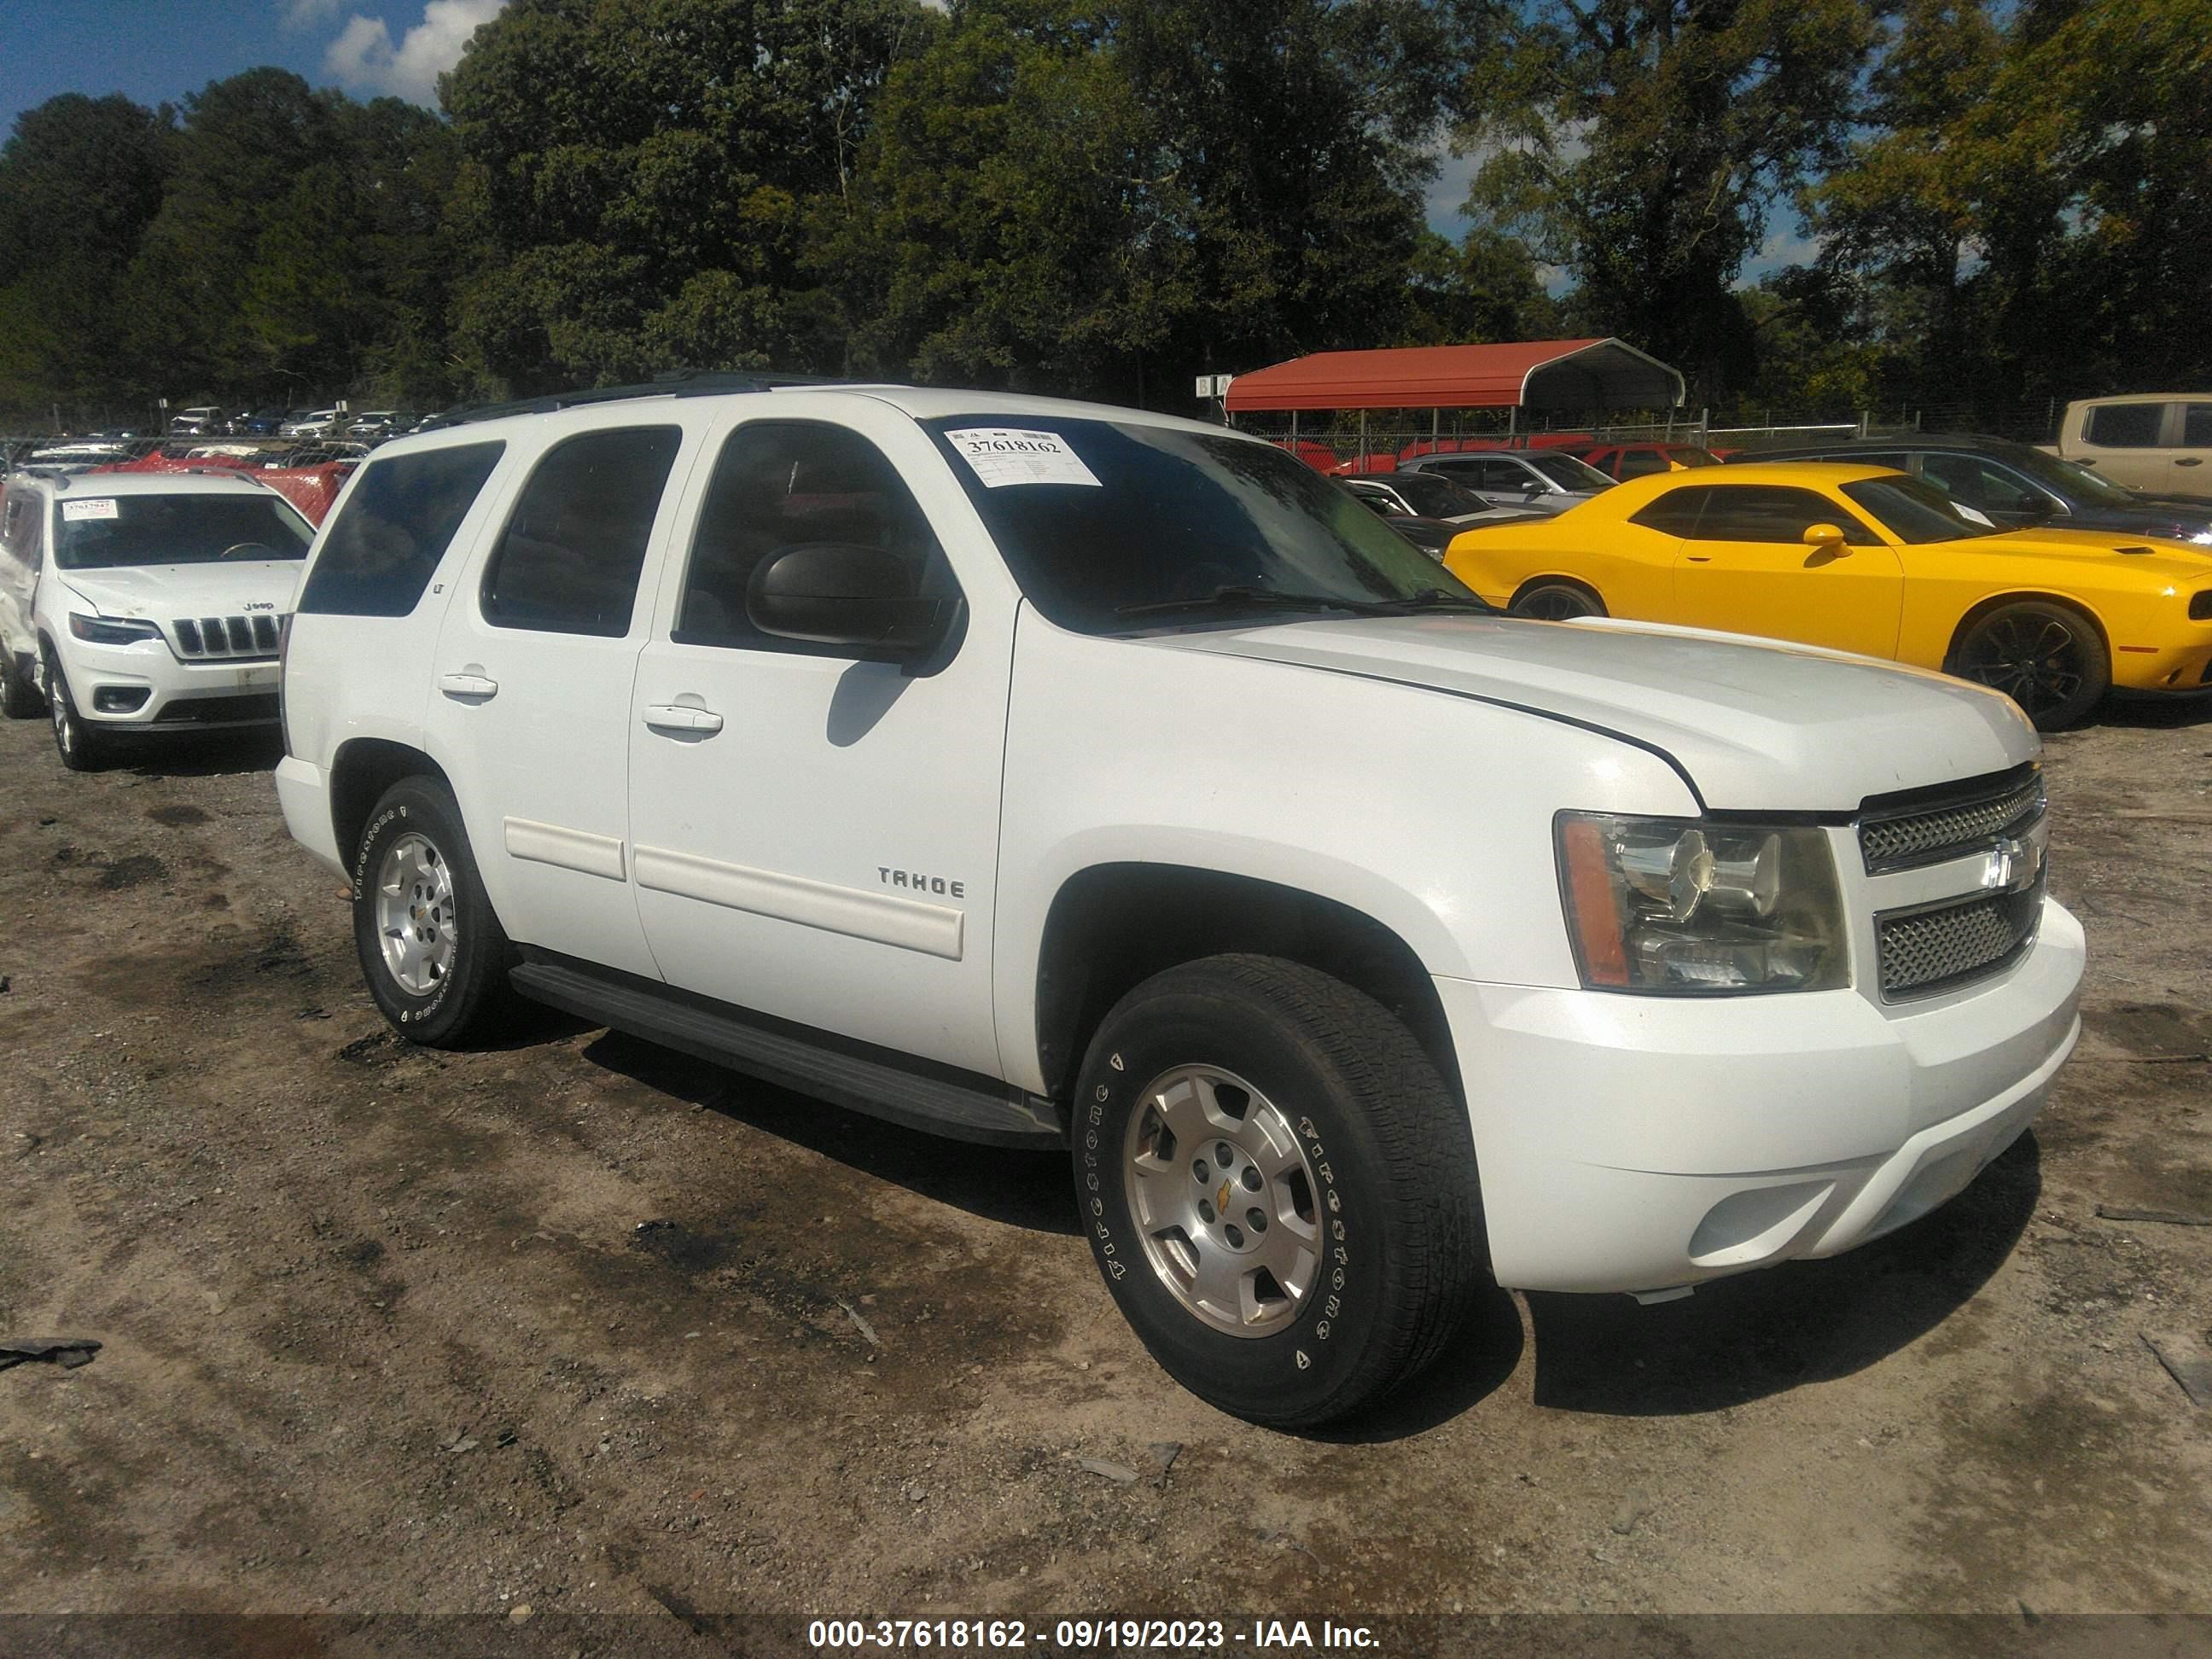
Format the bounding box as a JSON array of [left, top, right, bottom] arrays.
[[1616, 450, 1668, 479], [2183, 404, 2212, 446], [1627, 485, 1714, 537], [298, 442, 504, 617], [675, 422, 952, 654], [480, 428, 681, 637], [1693, 486, 1879, 544], [1921, 453, 2045, 515], [2084, 402, 2163, 447]]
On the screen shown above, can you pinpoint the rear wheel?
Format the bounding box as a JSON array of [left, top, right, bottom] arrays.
[[1072, 954, 1484, 1429], [1508, 580, 1605, 620], [350, 777, 515, 1046], [1947, 601, 2109, 731]]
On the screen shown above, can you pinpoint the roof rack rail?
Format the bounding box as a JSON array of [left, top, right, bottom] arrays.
[[420, 370, 856, 431]]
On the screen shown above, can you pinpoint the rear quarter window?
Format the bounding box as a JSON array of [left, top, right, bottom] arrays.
[[297, 441, 506, 618]]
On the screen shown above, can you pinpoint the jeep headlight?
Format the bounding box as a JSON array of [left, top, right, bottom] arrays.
[[1557, 812, 1848, 993]]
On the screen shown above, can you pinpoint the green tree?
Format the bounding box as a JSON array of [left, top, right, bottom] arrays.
[[444, 0, 936, 393], [0, 94, 173, 420], [1456, 0, 1877, 399], [1396, 226, 1561, 346]]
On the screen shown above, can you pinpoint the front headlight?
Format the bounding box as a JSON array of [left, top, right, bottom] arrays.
[[1557, 812, 1848, 994], [67, 611, 162, 645]]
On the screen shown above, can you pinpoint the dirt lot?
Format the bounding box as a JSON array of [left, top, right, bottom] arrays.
[[3, 701, 2209, 1635]]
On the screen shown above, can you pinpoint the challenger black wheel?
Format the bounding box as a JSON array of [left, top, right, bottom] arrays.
[[1948, 601, 2109, 731], [351, 777, 515, 1046], [1508, 580, 1605, 620], [1072, 954, 1484, 1429]]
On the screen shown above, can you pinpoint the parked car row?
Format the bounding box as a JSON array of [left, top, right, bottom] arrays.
[[165, 405, 439, 444], [1442, 460, 2212, 729], [3, 379, 2089, 1427]]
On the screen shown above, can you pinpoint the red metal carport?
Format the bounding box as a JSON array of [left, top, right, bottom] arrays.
[[1223, 337, 1684, 416], [1223, 338, 1685, 469]]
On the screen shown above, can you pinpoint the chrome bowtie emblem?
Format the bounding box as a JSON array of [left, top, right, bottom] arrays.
[[1983, 836, 2033, 894]]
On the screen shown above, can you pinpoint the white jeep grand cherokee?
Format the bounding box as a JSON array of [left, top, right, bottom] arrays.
[[274, 380, 2083, 1426], [1, 469, 315, 768]]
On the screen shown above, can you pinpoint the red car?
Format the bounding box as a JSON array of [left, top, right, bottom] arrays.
[[1565, 441, 1720, 480]]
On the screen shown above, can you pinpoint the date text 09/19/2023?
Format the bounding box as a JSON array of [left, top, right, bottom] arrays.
[[806, 1618, 1381, 1651]]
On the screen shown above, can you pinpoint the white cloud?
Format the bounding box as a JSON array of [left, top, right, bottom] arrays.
[[324, 0, 508, 106], [282, 0, 341, 28]]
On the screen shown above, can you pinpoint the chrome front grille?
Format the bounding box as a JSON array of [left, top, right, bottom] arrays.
[[172, 614, 280, 659], [1858, 766, 2044, 874], [1877, 876, 2044, 1000]]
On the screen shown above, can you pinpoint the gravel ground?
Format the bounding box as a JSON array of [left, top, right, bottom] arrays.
[[2, 701, 2209, 1634]]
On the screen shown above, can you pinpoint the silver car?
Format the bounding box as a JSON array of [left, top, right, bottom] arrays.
[[1402, 448, 1614, 515]]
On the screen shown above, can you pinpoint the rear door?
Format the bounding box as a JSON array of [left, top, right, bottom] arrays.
[[2173, 403, 2212, 494], [2073, 399, 2173, 491], [1671, 483, 1906, 658], [422, 422, 697, 979]]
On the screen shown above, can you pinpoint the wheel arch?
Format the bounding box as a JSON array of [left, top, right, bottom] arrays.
[[1943, 590, 2112, 669], [1032, 862, 1464, 1111], [329, 736, 459, 882]]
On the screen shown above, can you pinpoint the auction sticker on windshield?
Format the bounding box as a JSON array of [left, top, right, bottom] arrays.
[[945, 428, 1101, 489], [61, 498, 119, 521]]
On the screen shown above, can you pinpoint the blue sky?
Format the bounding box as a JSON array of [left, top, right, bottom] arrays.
[[0, 1, 507, 137]]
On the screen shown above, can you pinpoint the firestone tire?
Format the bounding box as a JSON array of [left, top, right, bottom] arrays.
[[350, 777, 515, 1048], [1071, 954, 1484, 1429]]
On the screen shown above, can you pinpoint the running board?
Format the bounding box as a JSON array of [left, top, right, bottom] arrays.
[[509, 960, 1065, 1150]]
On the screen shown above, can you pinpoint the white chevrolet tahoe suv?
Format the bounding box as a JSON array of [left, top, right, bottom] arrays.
[[1, 469, 315, 769], [274, 380, 2084, 1426]]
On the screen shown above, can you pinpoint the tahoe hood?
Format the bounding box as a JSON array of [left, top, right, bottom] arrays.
[[1170, 614, 2036, 812]]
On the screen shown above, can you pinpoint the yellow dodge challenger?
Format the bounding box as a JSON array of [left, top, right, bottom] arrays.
[[1443, 462, 2212, 728]]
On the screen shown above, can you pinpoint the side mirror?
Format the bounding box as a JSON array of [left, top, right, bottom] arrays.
[[747, 544, 955, 662], [1802, 522, 1848, 550]]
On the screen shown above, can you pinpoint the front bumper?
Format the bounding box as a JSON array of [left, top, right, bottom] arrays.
[[1437, 898, 2084, 1294], [55, 637, 282, 729]]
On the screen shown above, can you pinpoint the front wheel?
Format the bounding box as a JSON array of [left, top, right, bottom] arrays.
[[350, 777, 515, 1046], [1508, 580, 1605, 620], [1947, 601, 2109, 731], [1071, 955, 1484, 1429], [43, 651, 111, 771]]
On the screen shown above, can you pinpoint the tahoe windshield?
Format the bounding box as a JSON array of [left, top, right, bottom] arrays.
[[1840, 476, 2007, 544], [925, 418, 1485, 633], [54, 492, 314, 570]]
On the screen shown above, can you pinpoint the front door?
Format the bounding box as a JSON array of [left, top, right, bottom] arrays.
[[423, 422, 696, 980], [1671, 483, 1906, 659], [626, 407, 1010, 1078]]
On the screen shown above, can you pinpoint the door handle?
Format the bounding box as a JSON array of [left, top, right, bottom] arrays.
[[643, 703, 725, 735], [437, 671, 498, 699], [2179, 457, 2203, 468]]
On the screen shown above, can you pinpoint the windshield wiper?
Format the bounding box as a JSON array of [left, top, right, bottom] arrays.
[[1115, 585, 1493, 621]]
